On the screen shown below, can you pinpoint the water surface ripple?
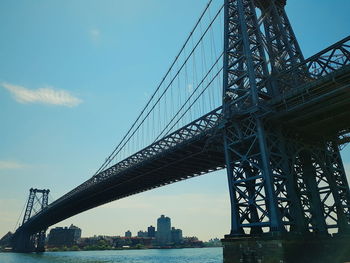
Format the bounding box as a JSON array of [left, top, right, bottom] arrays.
[[0, 247, 223, 263]]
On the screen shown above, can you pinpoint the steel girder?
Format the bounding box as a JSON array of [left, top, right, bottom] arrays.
[[222, 0, 350, 237], [13, 188, 49, 252], [270, 37, 350, 142], [222, 0, 272, 111], [58, 107, 222, 202], [286, 137, 350, 233], [15, 108, 225, 236], [276, 36, 350, 93], [15, 133, 226, 236], [22, 188, 50, 225], [222, 0, 288, 235], [256, 0, 305, 95], [22, 188, 36, 225]]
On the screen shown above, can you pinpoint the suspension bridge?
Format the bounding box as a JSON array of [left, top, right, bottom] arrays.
[[10, 0, 350, 262]]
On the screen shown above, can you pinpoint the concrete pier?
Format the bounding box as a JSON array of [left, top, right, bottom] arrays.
[[222, 234, 350, 263]]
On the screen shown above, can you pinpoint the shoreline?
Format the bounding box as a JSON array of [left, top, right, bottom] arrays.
[[45, 245, 222, 252], [1, 246, 222, 253]]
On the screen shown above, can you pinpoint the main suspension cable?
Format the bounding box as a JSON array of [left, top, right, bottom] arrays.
[[94, 1, 224, 175]]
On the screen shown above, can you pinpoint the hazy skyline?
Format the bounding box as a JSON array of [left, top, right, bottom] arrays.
[[1, 0, 349, 241]]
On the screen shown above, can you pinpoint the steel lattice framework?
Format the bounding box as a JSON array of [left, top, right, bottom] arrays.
[[222, 0, 350, 236], [11, 0, 350, 253], [13, 188, 50, 252]]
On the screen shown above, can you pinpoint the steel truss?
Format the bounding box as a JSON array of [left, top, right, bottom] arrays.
[[276, 36, 350, 93], [222, 0, 350, 236], [15, 188, 50, 252], [53, 107, 222, 202]]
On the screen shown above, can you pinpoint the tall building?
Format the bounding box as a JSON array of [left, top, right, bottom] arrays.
[[156, 215, 171, 245], [125, 230, 132, 238], [171, 227, 183, 244], [47, 224, 81, 247], [147, 225, 155, 238]]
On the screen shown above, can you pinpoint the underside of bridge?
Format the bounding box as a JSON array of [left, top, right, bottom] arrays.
[[23, 128, 226, 234], [11, 115, 227, 251], [271, 65, 350, 136]]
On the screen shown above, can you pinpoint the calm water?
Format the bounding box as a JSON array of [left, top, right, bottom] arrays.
[[0, 247, 223, 263]]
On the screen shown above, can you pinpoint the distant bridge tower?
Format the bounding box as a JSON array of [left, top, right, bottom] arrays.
[[12, 188, 50, 252], [221, 0, 350, 261]]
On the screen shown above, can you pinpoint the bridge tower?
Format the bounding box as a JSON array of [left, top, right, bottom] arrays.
[[221, 0, 350, 262], [12, 188, 50, 252]]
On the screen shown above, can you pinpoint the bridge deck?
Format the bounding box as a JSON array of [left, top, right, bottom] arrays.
[[18, 108, 225, 234], [270, 64, 350, 136]]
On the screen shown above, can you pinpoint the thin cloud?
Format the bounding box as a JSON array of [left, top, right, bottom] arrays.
[[2, 82, 82, 107], [0, 160, 26, 170], [89, 28, 100, 41]]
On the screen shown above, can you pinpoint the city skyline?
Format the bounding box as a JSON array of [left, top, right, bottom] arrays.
[[45, 214, 201, 244], [1, 0, 350, 242], [49, 214, 188, 239]]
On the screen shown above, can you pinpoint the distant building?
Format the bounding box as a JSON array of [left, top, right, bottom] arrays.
[[125, 230, 132, 238], [156, 215, 171, 245], [47, 224, 81, 247], [205, 238, 222, 247], [113, 236, 153, 248], [183, 236, 203, 248], [171, 227, 183, 244], [137, 231, 147, 237], [147, 225, 156, 238]]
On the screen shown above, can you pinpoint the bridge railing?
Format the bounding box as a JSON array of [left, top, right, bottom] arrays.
[[303, 36, 350, 77], [277, 35, 350, 93]]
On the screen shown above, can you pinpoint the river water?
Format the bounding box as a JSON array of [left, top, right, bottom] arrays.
[[0, 247, 223, 263]]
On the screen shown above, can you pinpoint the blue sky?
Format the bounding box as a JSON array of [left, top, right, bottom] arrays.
[[0, 0, 349, 241]]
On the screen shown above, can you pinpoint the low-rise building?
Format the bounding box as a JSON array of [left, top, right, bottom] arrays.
[[183, 236, 203, 248], [125, 230, 132, 238], [137, 231, 148, 237], [47, 224, 81, 247], [171, 227, 183, 244], [113, 236, 154, 248]]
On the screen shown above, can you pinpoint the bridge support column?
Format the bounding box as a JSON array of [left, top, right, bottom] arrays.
[[12, 188, 49, 253], [299, 150, 328, 233], [322, 141, 350, 234], [11, 231, 35, 253], [12, 230, 47, 253], [35, 230, 47, 252], [222, 235, 350, 263]]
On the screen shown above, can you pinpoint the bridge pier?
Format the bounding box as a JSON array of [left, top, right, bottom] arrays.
[[222, 234, 350, 263], [11, 231, 35, 253], [11, 230, 47, 253], [35, 230, 46, 252], [12, 188, 49, 253]]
